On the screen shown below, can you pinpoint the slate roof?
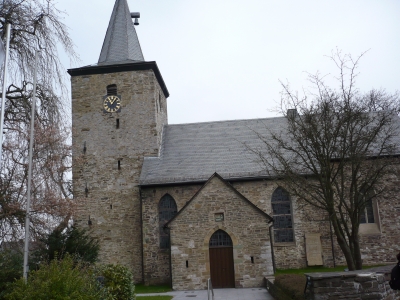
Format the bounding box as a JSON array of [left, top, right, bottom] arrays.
[[139, 117, 288, 185], [98, 0, 144, 64], [139, 114, 400, 186]]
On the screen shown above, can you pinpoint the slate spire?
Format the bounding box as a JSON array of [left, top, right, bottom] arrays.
[[98, 0, 144, 64]]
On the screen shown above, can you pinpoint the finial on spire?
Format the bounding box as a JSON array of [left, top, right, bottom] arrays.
[[98, 0, 144, 64], [131, 12, 140, 25]]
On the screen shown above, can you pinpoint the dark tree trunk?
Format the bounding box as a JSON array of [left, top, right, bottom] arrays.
[[352, 231, 363, 270], [331, 217, 356, 270]]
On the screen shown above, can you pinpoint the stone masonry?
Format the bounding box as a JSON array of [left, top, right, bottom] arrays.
[[167, 174, 274, 290], [71, 69, 167, 282], [141, 183, 203, 285], [141, 174, 400, 288], [305, 266, 400, 300]]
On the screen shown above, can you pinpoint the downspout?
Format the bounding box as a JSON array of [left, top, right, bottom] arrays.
[[139, 186, 145, 283], [268, 219, 276, 274], [164, 225, 173, 288], [329, 218, 336, 268]]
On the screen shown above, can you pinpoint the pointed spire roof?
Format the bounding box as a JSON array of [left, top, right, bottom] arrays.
[[98, 0, 144, 64]]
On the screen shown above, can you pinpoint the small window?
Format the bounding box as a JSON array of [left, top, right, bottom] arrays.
[[159, 194, 177, 249], [107, 84, 117, 96], [271, 187, 294, 243], [214, 213, 224, 222]]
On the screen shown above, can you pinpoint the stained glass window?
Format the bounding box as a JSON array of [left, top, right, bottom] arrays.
[[209, 230, 233, 248], [272, 187, 294, 243], [159, 194, 177, 249]]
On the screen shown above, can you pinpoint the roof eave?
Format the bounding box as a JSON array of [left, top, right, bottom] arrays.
[[67, 61, 169, 98], [139, 172, 316, 187]]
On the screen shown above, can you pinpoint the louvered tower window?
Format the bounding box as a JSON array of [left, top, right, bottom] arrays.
[[209, 230, 233, 248], [159, 194, 177, 249], [271, 187, 294, 243], [107, 84, 117, 95]]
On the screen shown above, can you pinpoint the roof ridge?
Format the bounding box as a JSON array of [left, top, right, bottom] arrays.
[[98, 0, 144, 63], [165, 115, 286, 127]]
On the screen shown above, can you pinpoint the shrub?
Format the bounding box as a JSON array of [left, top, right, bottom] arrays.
[[35, 226, 99, 264], [0, 250, 23, 299], [4, 255, 102, 300], [98, 264, 135, 300]]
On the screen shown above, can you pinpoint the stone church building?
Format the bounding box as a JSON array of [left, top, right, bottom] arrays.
[[68, 0, 400, 290]]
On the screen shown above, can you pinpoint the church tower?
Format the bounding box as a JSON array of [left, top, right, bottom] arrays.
[[68, 0, 169, 282]]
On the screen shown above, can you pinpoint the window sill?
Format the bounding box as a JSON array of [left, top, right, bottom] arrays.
[[273, 242, 296, 247], [359, 223, 380, 235]]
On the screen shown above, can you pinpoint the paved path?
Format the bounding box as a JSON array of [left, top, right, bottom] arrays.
[[137, 287, 274, 300]]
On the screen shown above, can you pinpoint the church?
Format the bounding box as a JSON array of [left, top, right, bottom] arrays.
[[68, 0, 400, 290]]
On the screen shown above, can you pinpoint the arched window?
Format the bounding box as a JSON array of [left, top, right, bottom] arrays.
[[107, 84, 117, 95], [360, 189, 375, 224], [209, 230, 232, 248], [271, 187, 294, 243], [159, 194, 177, 249]]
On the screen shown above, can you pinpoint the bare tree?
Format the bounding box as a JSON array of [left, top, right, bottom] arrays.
[[252, 51, 400, 270], [0, 0, 76, 243]]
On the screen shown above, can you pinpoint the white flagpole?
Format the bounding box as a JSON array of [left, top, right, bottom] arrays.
[[23, 50, 39, 282], [0, 23, 11, 165]]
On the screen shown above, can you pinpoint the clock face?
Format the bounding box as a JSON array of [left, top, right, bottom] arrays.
[[103, 95, 121, 113]]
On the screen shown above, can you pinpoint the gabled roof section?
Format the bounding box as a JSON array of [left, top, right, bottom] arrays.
[[139, 117, 287, 185], [164, 173, 273, 227], [98, 0, 144, 64], [139, 113, 400, 186]]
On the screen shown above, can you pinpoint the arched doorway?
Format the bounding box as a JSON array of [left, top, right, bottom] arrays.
[[209, 230, 235, 288]]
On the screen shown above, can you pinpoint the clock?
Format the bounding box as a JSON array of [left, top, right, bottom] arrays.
[[103, 95, 121, 113]]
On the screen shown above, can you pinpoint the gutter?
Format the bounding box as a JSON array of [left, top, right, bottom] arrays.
[[139, 186, 145, 284], [164, 225, 173, 288]]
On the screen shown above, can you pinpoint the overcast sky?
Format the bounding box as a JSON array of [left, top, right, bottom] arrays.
[[57, 0, 400, 124]]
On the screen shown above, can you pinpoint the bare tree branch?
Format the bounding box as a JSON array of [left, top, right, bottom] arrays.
[[250, 51, 400, 270]]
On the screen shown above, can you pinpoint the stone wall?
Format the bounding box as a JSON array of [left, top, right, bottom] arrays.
[[358, 172, 400, 266], [168, 175, 274, 290], [141, 184, 203, 285], [141, 175, 400, 288], [231, 180, 336, 270], [305, 266, 400, 300], [141, 178, 336, 286], [233, 177, 400, 269], [71, 69, 167, 282]]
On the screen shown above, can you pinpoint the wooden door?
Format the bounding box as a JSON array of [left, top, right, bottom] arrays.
[[209, 247, 235, 288]]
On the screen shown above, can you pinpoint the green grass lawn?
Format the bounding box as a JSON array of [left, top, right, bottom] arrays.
[[136, 296, 173, 300], [275, 264, 387, 275], [135, 284, 172, 294]]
